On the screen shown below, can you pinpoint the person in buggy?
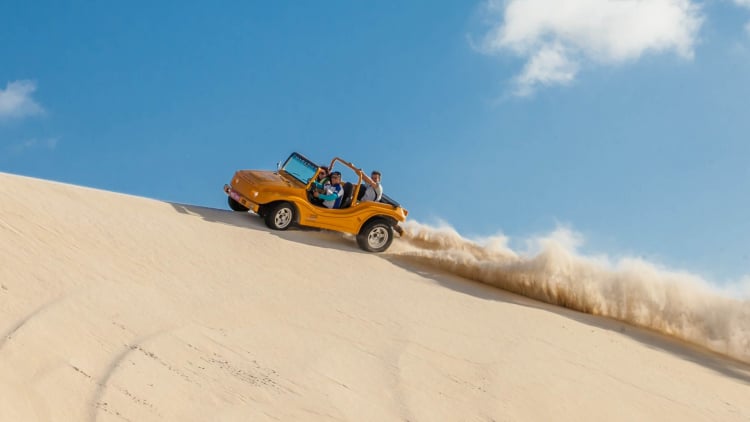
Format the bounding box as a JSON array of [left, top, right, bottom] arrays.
[[359, 170, 383, 202], [312, 171, 345, 208], [310, 166, 330, 206], [311, 166, 330, 190]]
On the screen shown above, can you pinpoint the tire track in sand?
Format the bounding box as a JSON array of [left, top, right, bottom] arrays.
[[0, 295, 68, 351], [89, 329, 180, 422]]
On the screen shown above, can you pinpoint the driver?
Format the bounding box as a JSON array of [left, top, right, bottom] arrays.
[[310, 166, 330, 206], [313, 171, 344, 208], [311, 166, 330, 191]]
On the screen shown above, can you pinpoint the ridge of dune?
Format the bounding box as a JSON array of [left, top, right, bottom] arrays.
[[1, 172, 749, 422]]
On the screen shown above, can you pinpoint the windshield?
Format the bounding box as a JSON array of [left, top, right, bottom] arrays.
[[281, 152, 318, 185]]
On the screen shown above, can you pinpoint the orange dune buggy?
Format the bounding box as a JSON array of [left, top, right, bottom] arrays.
[[224, 152, 408, 252]]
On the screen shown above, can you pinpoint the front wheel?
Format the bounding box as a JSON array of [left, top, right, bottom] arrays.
[[265, 202, 295, 230], [356, 220, 394, 253]]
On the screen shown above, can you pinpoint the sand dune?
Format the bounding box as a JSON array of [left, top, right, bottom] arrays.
[[1, 172, 748, 421]]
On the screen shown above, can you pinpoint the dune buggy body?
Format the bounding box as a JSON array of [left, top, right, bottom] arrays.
[[223, 152, 408, 252]]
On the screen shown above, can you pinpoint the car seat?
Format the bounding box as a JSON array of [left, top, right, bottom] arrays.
[[357, 184, 367, 201], [339, 182, 354, 209]]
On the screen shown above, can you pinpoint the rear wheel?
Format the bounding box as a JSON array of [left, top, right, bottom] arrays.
[[228, 196, 249, 212], [356, 220, 394, 252], [265, 202, 295, 230]]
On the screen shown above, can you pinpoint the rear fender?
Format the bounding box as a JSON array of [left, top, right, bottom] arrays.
[[359, 215, 397, 234]]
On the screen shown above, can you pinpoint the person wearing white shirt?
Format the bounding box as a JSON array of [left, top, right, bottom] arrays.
[[360, 170, 383, 202]]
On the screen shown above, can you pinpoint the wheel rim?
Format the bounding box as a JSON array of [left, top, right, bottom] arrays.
[[275, 208, 292, 228], [367, 226, 389, 249]]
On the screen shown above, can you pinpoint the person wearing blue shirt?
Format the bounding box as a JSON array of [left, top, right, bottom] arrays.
[[313, 171, 344, 208]]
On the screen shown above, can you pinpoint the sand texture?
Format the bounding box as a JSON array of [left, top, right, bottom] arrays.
[[1, 172, 748, 421]]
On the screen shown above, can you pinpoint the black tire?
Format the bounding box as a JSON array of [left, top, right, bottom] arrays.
[[228, 196, 249, 212], [356, 220, 394, 253], [264, 202, 295, 230]]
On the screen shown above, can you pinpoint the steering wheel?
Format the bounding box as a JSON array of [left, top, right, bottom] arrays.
[[307, 184, 319, 203]]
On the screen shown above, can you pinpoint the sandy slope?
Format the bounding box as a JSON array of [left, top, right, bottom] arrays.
[[1, 172, 748, 422]]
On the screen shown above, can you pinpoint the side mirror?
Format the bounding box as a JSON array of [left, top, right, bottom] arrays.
[[275, 161, 281, 173]]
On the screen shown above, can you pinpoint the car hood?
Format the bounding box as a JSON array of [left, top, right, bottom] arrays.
[[235, 170, 301, 188]]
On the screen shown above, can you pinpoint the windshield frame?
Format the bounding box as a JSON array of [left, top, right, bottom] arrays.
[[280, 152, 319, 185]]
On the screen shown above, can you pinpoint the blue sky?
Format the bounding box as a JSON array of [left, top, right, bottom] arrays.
[[2, 1, 749, 284]]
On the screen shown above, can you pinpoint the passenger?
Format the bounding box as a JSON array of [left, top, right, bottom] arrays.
[[360, 170, 383, 202], [313, 171, 344, 208]]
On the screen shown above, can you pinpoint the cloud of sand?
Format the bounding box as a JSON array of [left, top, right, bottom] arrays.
[[391, 220, 750, 363]]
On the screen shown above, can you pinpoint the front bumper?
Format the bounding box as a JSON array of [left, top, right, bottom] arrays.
[[224, 184, 260, 213]]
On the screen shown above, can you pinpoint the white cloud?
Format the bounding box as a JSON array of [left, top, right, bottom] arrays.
[[734, 0, 750, 34], [718, 274, 750, 299], [480, 0, 704, 96], [0, 80, 44, 120], [514, 42, 578, 96], [523, 225, 585, 255]]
